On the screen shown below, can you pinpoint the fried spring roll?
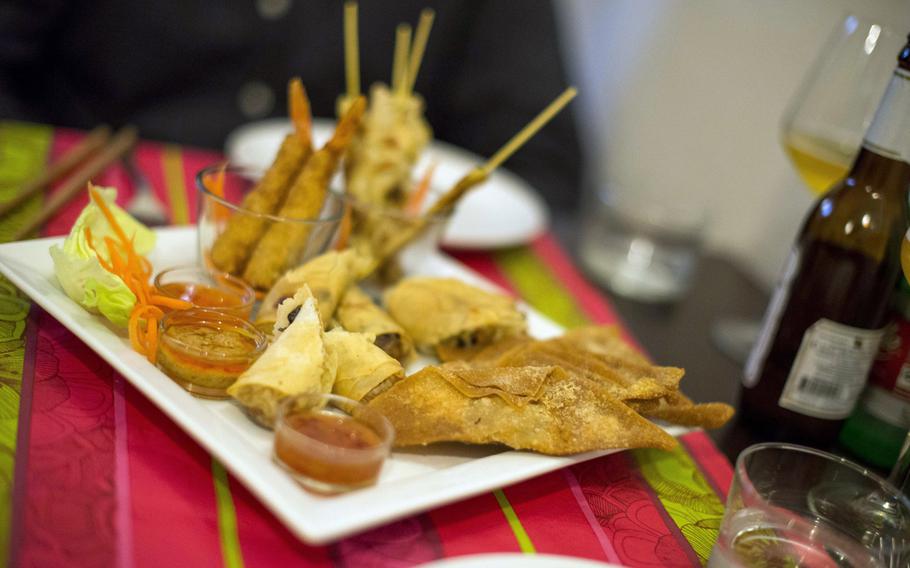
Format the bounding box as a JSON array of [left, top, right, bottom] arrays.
[[325, 329, 404, 402], [242, 97, 366, 290], [335, 286, 414, 362], [383, 276, 527, 359], [210, 79, 313, 275], [254, 248, 375, 332]]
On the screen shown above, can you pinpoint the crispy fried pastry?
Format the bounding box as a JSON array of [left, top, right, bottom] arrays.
[[368, 364, 677, 454], [335, 285, 414, 362], [325, 328, 404, 402], [383, 277, 527, 358], [228, 291, 335, 427]]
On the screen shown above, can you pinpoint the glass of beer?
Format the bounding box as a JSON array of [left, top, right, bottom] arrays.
[[781, 14, 902, 195]]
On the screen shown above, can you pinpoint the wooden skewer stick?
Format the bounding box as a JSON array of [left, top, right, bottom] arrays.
[[481, 86, 578, 175], [405, 8, 435, 94], [14, 126, 139, 240], [344, 1, 360, 99], [392, 23, 412, 97], [373, 87, 578, 267], [429, 86, 579, 215], [0, 125, 111, 220]]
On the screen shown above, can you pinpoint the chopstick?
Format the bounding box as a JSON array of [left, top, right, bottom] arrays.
[[13, 126, 139, 240], [0, 125, 112, 220]]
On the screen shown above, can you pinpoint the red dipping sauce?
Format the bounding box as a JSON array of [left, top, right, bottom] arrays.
[[273, 395, 393, 494]]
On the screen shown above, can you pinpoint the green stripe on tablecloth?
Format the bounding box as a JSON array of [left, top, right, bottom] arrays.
[[493, 489, 536, 554], [0, 121, 53, 568], [212, 460, 245, 568], [494, 247, 589, 328], [162, 145, 189, 224], [633, 446, 726, 564]]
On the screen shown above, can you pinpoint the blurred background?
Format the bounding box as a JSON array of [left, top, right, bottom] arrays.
[[4, 0, 910, 288], [558, 0, 910, 287]]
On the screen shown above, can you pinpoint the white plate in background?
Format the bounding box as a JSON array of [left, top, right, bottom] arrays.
[[225, 118, 550, 249]]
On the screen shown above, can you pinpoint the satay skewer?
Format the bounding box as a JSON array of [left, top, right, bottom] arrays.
[[344, 1, 360, 100], [392, 24, 412, 97], [370, 87, 578, 268], [405, 8, 435, 94]]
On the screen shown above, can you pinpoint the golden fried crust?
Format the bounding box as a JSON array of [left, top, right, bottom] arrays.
[[368, 365, 677, 455], [210, 134, 310, 275], [336, 286, 414, 362], [383, 277, 527, 355], [628, 392, 734, 429]]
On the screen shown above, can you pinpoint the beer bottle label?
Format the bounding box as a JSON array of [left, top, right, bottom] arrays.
[[779, 319, 884, 419]]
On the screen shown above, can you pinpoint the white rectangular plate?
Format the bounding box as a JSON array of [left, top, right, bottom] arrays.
[[0, 227, 684, 544]]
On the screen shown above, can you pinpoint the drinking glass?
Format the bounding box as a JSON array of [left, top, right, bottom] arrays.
[[710, 443, 910, 567], [781, 14, 902, 195]]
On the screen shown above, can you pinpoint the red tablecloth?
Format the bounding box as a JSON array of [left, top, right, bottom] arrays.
[[0, 122, 733, 567]]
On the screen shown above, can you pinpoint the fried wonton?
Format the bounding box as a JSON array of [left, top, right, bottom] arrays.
[[627, 392, 734, 429], [368, 364, 677, 454], [325, 328, 405, 402], [466, 334, 683, 402], [335, 285, 414, 362], [228, 291, 335, 427], [384, 277, 527, 359]]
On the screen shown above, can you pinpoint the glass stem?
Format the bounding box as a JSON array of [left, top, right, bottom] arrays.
[[888, 431, 910, 493]]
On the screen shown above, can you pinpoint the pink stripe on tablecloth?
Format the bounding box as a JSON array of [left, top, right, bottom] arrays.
[[331, 514, 443, 567], [429, 492, 522, 557], [500, 469, 612, 561], [18, 311, 118, 568], [562, 468, 623, 564], [680, 431, 733, 501], [113, 375, 134, 568], [124, 382, 223, 568], [448, 249, 519, 295], [570, 452, 696, 567], [228, 473, 332, 567], [179, 148, 223, 224], [43, 129, 133, 238]]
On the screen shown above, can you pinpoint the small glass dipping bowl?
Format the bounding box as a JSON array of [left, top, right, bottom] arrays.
[[273, 393, 394, 494], [157, 308, 268, 399], [154, 265, 256, 319], [196, 165, 347, 293]]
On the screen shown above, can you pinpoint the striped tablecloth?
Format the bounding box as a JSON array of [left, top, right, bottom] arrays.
[[0, 122, 733, 568]]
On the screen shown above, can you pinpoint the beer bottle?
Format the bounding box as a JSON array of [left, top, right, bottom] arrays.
[[740, 35, 910, 447]]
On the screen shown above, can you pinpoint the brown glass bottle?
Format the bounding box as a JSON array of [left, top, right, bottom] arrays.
[[740, 36, 910, 447]]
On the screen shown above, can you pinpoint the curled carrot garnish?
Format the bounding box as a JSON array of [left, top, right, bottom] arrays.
[[405, 161, 438, 215], [87, 184, 189, 363]]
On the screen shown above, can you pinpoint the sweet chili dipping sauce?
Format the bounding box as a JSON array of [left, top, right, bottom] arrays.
[[273, 394, 393, 494], [154, 266, 255, 318]]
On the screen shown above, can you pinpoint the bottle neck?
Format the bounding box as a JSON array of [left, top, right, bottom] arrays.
[[863, 68, 910, 164]]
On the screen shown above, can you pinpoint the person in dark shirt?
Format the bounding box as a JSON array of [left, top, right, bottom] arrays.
[[0, 0, 582, 210]]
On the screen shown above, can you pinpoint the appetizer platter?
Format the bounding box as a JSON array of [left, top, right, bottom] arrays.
[[0, 226, 689, 544], [0, 4, 734, 544]]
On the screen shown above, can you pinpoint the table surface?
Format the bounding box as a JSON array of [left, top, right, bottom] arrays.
[[0, 122, 742, 568]]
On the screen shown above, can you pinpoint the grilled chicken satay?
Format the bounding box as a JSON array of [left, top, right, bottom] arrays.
[[345, 84, 431, 207], [210, 79, 313, 275], [242, 97, 366, 290]]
